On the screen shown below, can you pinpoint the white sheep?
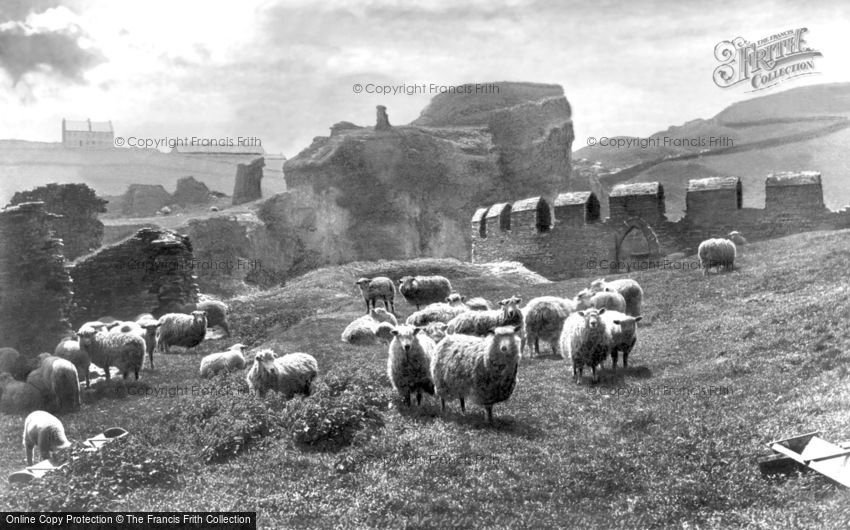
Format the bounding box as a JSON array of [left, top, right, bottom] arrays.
[[246, 349, 318, 398], [589, 278, 644, 317], [698, 238, 736, 275], [560, 308, 608, 384], [27, 354, 80, 412], [199, 344, 247, 379], [431, 325, 522, 423], [405, 300, 469, 327], [398, 275, 453, 310], [341, 308, 399, 346], [522, 296, 576, 357], [23, 410, 72, 465], [575, 288, 627, 313], [0, 373, 43, 414], [155, 311, 207, 354], [465, 297, 494, 311], [446, 295, 524, 336], [387, 325, 436, 406], [77, 325, 146, 381], [600, 310, 643, 370], [55, 338, 91, 388], [355, 276, 396, 314], [135, 314, 161, 369]]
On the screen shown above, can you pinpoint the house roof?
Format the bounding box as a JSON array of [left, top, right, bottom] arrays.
[[610, 182, 662, 197], [485, 203, 511, 219], [553, 191, 594, 207], [471, 207, 488, 223], [765, 171, 821, 187], [171, 145, 266, 155], [687, 176, 741, 192], [512, 196, 546, 212], [64, 119, 113, 133]]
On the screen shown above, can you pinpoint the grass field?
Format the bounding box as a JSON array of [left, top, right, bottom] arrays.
[[2, 231, 850, 528]]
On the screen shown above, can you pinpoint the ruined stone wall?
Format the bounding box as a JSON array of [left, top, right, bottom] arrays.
[[233, 157, 265, 205], [0, 202, 73, 355]]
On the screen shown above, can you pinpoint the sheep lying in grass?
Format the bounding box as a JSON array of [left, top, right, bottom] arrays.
[[387, 325, 436, 406], [589, 278, 644, 317], [246, 349, 318, 398], [355, 276, 396, 314], [27, 354, 80, 412], [522, 296, 576, 357], [575, 288, 627, 313], [55, 339, 91, 388], [446, 296, 523, 336], [698, 238, 736, 275], [341, 308, 399, 346], [156, 311, 207, 354], [432, 326, 522, 423], [600, 310, 642, 370], [405, 298, 470, 327], [560, 308, 608, 384], [398, 275, 453, 310], [77, 325, 146, 381], [23, 410, 72, 465], [465, 297, 493, 311], [0, 347, 29, 380], [199, 344, 247, 379], [0, 373, 43, 414], [135, 314, 161, 369]]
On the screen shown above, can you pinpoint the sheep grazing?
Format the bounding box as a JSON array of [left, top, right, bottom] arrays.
[[398, 275, 453, 310], [23, 410, 72, 465], [727, 231, 747, 246], [54, 339, 91, 388], [422, 321, 448, 343], [355, 276, 396, 314], [465, 297, 493, 311], [560, 308, 608, 384], [27, 354, 80, 412], [446, 295, 523, 337], [405, 299, 469, 327], [431, 326, 522, 423], [600, 310, 642, 370], [199, 344, 247, 379], [575, 288, 627, 313], [341, 308, 399, 346], [135, 314, 161, 369], [522, 296, 576, 357], [387, 325, 436, 406], [156, 311, 207, 354], [0, 373, 43, 414], [698, 238, 737, 275], [0, 347, 30, 380], [589, 278, 644, 317], [77, 325, 146, 381], [246, 349, 318, 398]]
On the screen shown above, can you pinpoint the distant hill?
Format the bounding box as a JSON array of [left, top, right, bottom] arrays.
[[0, 141, 287, 206], [573, 83, 850, 218]]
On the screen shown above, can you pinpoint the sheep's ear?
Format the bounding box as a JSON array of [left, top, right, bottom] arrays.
[[513, 325, 522, 334], [444, 296, 451, 302], [598, 308, 606, 315], [634, 316, 643, 322], [461, 295, 466, 302], [514, 296, 522, 304], [613, 320, 621, 325], [498, 299, 506, 306], [413, 327, 422, 335], [390, 328, 399, 336], [577, 310, 586, 317]]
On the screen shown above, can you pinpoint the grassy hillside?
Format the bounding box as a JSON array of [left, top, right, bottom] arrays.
[[2, 234, 850, 527]]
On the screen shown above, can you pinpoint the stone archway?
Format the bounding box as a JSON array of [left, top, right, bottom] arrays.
[[614, 217, 662, 265]]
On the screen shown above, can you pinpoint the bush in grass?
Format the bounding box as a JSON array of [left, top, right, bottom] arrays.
[[290, 367, 392, 450], [7, 435, 182, 511]]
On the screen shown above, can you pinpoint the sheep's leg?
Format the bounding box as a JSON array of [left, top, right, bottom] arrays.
[[550, 341, 558, 357], [134, 368, 139, 380], [390, 299, 395, 315], [534, 338, 540, 356], [459, 397, 466, 413], [26, 443, 34, 466], [364, 299, 370, 314], [440, 397, 446, 412], [611, 349, 619, 370], [148, 350, 154, 370], [382, 297, 390, 312], [104, 362, 111, 381], [404, 392, 411, 407], [591, 366, 599, 383], [485, 405, 493, 424], [85, 371, 90, 388], [416, 390, 423, 406]]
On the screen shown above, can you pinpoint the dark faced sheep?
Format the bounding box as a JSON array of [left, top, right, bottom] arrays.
[[155, 311, 207, 354], [355, 276, 396, 314], [398, 275, 453, 310], [600, 310, 642, 370]]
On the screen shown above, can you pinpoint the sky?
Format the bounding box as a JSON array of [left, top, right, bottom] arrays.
[[0, 0, 848, 157]]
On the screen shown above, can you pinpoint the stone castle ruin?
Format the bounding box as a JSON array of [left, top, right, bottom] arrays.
[[471, 171, 850, 279]]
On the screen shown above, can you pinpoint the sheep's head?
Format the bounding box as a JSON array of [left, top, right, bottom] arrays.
[[489, 326, 521, 355], [398, 276, 414, 288], [230, 343, 247, 353], [391, 325, 421, 353], [574, 288, 594, 307], [252, 349, 277, 374], [445, 293, 465, 306], [589, 278, 607, 293], [191, 310, 207, 323], [369, 307, 393, 323], [76, 328, 101, 346], [355, 277, 371, 290], [424, 322, 447, 342], [498, 296, 522, 321], [577, 308, 604, 330], [612, 315, 642, 334]]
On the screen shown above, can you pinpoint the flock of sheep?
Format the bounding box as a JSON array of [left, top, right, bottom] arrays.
[[1, 232, 741, 464]]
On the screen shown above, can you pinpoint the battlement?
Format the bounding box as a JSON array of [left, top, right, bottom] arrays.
[[471, 171, 850, 280]]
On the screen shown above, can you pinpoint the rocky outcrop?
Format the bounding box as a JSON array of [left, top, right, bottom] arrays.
[[173, 176, 211, 205], [69, 228, 199, 322], [0, 202, 73, 355], [120, 184, 173, 217], [8, 183, 108, 260], [233, 157, 265, 205]]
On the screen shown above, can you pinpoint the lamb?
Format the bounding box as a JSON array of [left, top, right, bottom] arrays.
[[135, 314, 161, 369], [54, 339, 91, 388], [600, 310, 642, 370], [23, 410, 72, 465], [0, 347, 30, 380], [77, 325, 146, 381], [355, 276, 396, 314], [522, 296, 577, 357], [27, 354, 80, 412], [465, 297, 493, 311], [199, 343, 247, 379], [341, 308, 399, 346], [246, 349, 318, 398], [0, 373, 43, 414], [727, 231, 747, 246], [559, 308, 608, 384], [446, 295, 523, 336], [431, 326, 522, 423], [387, 325, 436, 406], [155, 311, 207, 354], [398, 275, 453, 310], [575, 288, 627, 313], [405, 300, 469, 327], [698, 238, 737, 275], [589, 278, 644, 317]]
